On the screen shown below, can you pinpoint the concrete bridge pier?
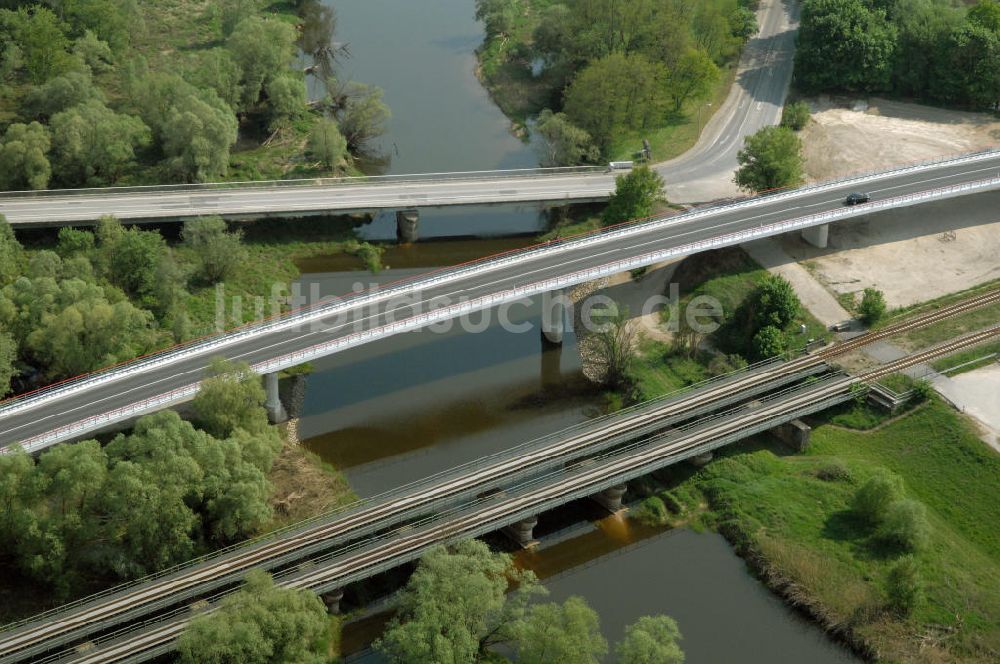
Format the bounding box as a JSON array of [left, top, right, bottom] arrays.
[[264, 372, 287, 424], [321, 589, 344, 615], [801, 224, 829, 249], [690, 451, 714, 467], [396, 209, 420, 243], [771, 419, 811, 452], [541, 288, 570, 345], [592, 483, 628, 513], [503, 516, 539, 548]]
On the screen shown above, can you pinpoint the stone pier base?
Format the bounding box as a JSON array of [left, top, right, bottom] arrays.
[[321, 589, 344, 615], [592, 484, 628, 513], [503, 516, 539, 548], [690, 451, 714, 467], [772, 419, 812, 452], [396, 209, 419, 243]]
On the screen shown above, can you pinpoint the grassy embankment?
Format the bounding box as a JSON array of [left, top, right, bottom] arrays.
[[625, 248, 831, 401], [631, 396, 1000, 663]]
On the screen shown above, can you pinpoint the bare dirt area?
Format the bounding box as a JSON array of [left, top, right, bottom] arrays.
[[267, 435, 356, 527], [800, 96, 1000, 181], [782, 97, 1000, 309], [779, 193, 1000, 308]]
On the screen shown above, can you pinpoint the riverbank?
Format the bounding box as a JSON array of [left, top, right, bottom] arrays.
[[629, 395, 1000, 663], [473, 0, 747, 163]]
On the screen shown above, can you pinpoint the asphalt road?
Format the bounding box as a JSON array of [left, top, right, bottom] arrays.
[[2, 156, 999, 449], [658, 0, 799, 202], [0, 0, 798, 226]]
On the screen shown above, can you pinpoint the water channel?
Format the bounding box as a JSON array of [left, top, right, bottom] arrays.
[[291, 1, 859, 660]]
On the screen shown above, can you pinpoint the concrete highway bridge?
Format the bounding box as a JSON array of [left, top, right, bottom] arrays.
[[1, 149, 999, 455], [2, 319, 998, 663]]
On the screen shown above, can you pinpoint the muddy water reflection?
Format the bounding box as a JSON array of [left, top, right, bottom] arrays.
[[296, 239, 600, 497], [341, 516, 858, 663]]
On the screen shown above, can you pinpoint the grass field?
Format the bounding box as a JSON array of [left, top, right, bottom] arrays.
[[648, 398, 1000, 662]]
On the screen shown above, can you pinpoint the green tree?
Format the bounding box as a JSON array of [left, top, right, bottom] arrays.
[[664, 48, 719, 111], [0, 121, 51, 191], [730, 6, 759, 41], [127, 71, 238, 183], [27, 295, 158, 378], [0, 446, 37, 534], [182, 216, 246, 283], [56, 227, 95, 257], [100, 459, 199, 576], [50, 100, 150, 186], [535, 109, 599, 167], [852, 470, 904, 526], [264, 73, 306, 131], [178, 570, 328, 664], [73, 29, 114, 73], [969, 0, 1000, 33], [161, 89, 239, 182], [885, 556, 923, 615], [185, 48, 243, 111], [858, 287, 887, 326], [0, 215, 24, 284], [193, 358, 269, 438], [602, 166, 666, 226], [306, 117, 348, 170], [1, 6, 75, 83], [754, 275, 800, 329], [376, 540, 543, 663], [751, 325, 786, 360], [878, 499, 930, 551], [24, 70, 104, 119], [98, 225, 165, 300], [780, 101, 811, 130], [563, 53, 668, 151], [616, 615, 685, 664], [226, 16, 298, 112], [337, 81, 391, 154], [734, 126, 803, 193], [0, 331, 17, 397], [37, 439, 107, 517], [938, 22, 1000, 110], [515, 597, 607, 664], [795, 0, 897, 92], [891, 0, 962, 99], [217, 0, 262, 38]]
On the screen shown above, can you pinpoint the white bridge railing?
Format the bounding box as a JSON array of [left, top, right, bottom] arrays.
[[0, 165, 608, 200], [7, 172, 999, 454]]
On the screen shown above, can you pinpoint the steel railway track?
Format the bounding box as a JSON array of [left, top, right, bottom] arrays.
[[3, 295, 998, 662]]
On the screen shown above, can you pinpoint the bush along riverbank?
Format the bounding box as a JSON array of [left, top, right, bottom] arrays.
[[587, 247, 1000, 660], [473, 0, 756, 163], [629, 395, 1000, 663]]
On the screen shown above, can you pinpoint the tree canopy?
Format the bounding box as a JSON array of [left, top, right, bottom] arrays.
[[602, 166, 667, 226], [178, 570, 328, 664], [734, 126, 804, 193]]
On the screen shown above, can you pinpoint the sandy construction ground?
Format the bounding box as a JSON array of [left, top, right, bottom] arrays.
[[785, 97, 1000, 308], [800, 96, 1000, 181]]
